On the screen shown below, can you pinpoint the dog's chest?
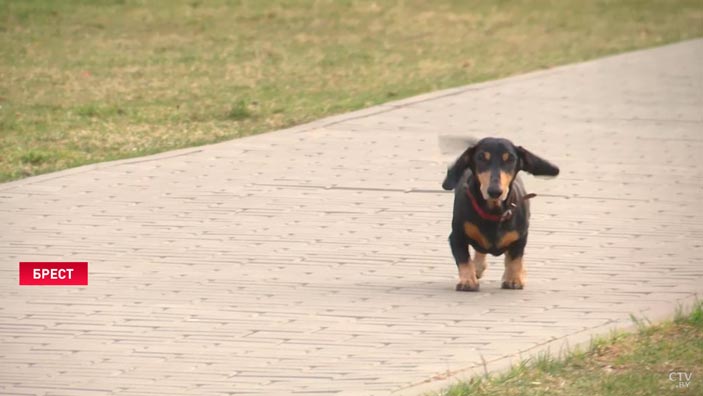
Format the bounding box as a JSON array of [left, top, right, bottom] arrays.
[[463, 221, 519, 252]]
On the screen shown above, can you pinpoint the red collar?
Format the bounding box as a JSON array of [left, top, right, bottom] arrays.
[[466, 188, 505, 222], [466, 186, 537, 222]]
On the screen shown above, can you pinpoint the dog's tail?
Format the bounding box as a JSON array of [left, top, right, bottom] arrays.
[[438, 135, 478, 157]]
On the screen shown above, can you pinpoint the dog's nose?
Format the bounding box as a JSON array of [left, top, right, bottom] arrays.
[[487, 186, 503, 199]]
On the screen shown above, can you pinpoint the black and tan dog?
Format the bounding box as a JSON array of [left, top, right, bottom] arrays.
[[442, 137, 559, 291]]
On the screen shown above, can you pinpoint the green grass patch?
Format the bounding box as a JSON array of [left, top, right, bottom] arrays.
[[225, 100, 254, 121], [75, 103, 129, 119], [19, 149, 54, 165], [438, 302, 703, 396], [1, 0, 702, 181]]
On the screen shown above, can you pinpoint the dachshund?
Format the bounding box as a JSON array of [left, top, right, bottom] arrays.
[[442, 137, 559, 291]]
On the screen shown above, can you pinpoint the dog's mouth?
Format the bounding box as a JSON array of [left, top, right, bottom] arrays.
[[485, 198, 503, 210]]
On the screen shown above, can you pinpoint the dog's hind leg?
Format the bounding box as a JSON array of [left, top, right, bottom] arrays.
[[474, 252, 488, 279], [449, 232, 479, 292]]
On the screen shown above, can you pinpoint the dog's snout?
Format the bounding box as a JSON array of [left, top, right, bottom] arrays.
[[487, 186, 503, 198]]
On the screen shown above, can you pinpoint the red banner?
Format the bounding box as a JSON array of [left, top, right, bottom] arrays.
[[19, 262, 88, 286]]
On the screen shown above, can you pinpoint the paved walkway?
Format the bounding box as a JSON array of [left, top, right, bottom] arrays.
[[2, 40, 703, 396]]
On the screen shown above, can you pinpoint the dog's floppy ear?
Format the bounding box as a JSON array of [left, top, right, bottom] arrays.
[[442, 145, 476, 190], [516, 146, 559, 176]]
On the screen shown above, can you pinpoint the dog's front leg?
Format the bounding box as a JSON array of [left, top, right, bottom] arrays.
[[449, 231, 479, 291], [502, 238, 527, 289]]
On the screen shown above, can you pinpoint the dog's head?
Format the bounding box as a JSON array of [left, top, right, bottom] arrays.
[[442, 137, 559, 204]]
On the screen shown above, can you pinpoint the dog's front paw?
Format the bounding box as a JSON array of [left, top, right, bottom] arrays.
[[456, 279, 480, 292], [501, 278, 524, 290], [502, 255, 525, 290], [456, 262, 480, 292]]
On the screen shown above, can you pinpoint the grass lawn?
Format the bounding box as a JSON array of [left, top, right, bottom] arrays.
[[1, 0, 702, 181], [438, 302, 703, 396]]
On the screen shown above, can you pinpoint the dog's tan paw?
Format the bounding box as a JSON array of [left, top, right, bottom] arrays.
[[502, 255, 525, 290], [456, 262, 480, 292], [456, 279, 480, 292], [501, 278, 524, 290]]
